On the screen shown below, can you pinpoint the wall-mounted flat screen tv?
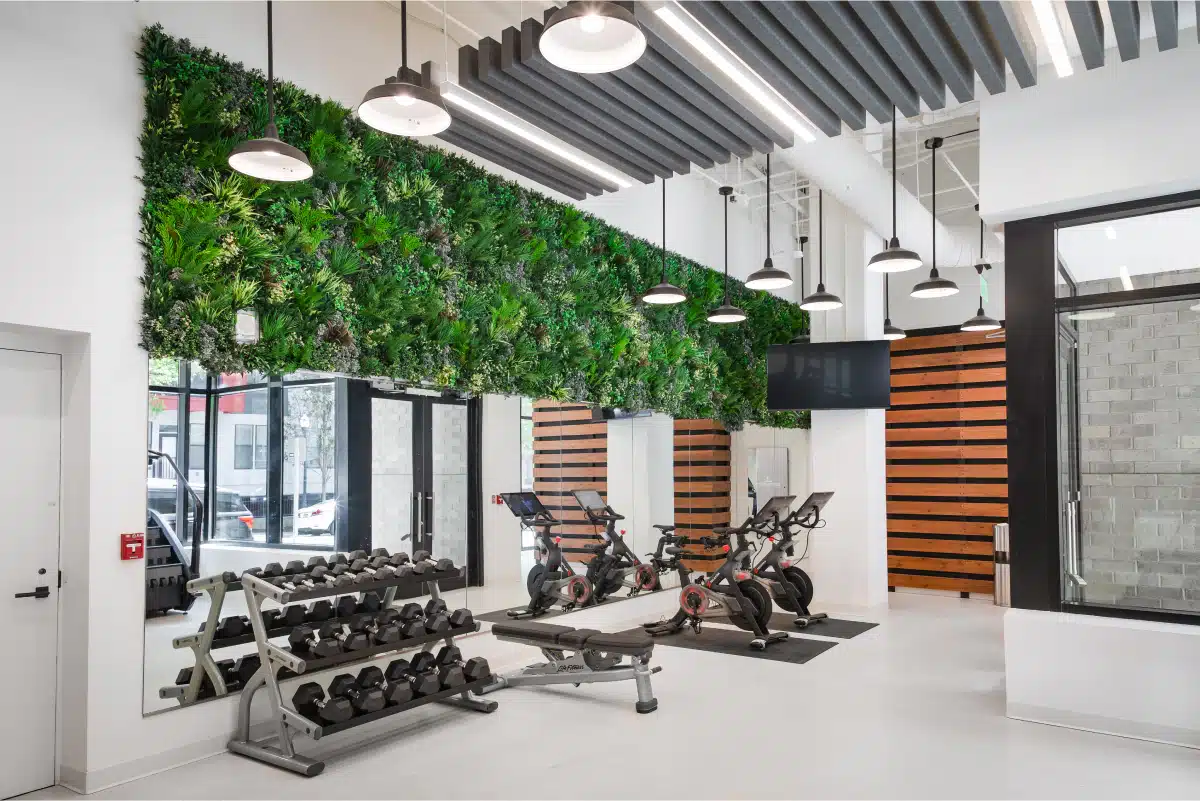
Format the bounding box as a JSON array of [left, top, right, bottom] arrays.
[[767, 340, 891, 410]]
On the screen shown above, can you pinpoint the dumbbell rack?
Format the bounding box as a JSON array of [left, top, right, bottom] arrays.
[[228, 568, 496, 777], [160, 571, 420, 705]]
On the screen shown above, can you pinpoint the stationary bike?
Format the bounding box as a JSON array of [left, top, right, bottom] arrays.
[[748, 492, 833, 629], [645, 516, 785, 651], [571, 490, 659, 602], [500, 492, 592, 618]]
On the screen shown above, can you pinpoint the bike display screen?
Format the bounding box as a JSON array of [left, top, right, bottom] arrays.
[[572, 489, 606, 511], [796, 491, 834, 518], [500, 491, 548, 518], [752, 495, 796, 525]]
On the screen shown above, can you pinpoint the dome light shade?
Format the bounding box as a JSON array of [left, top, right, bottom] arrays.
[[868, 237, 923, 273], [1068, 309, 1117, 321], [746, 257, 793, 290], [358, 78, 451, 137], [540, 1, 646, 74], [911, 267, 959, 299], [707, 303, 747, 324], [642, 281, 686, 305], [800, 283, 843, 311], [882, 318, 907, 341], [961, 305, 1002, 332], [229, 123, 313, 181]]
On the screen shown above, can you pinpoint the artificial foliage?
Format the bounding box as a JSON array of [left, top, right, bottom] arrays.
[[137, 26, 809, 428]]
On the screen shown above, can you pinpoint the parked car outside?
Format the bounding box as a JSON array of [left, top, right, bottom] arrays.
[[296, 498, 337, 536], [147, 477, 255, 540]]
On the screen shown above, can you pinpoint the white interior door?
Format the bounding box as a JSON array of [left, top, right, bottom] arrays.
[[0, 348, 61, 797]]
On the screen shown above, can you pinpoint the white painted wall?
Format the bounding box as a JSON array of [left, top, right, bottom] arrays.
[[980, 39, 1200, 223], [804, 194, 889, 610], [480, 394, 522, 588], [605, 414, 674, 558], [1006, 608, 1200, 749], [886, 257, 1006, 332]]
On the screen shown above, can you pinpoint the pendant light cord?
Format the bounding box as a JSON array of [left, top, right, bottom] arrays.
[[723, 191, 730, 301], [930, 139, 937, 273], [266, 0, 275, 128], [818, 190, 824, 285], [765, 154, 771, 254], [978, 218, 986, 307], [890, 108, 897, 239], [885, 270, 890, 318], [401, 0, 409, 70], [661, 179, 668, 282]]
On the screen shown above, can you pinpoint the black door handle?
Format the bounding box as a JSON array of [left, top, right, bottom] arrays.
[[15, 585, 50, 599]]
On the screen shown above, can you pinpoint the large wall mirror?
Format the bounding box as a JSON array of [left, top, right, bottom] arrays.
[[142, 362, 479, 714]]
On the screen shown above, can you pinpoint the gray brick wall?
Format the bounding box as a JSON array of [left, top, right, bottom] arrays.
[[1074, 273, 1200, 613]]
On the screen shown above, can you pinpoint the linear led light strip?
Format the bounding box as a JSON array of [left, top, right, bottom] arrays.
[[1031, 0, 1074, 78], [441, 82, 635, 189], [655, 4, 816, 144]]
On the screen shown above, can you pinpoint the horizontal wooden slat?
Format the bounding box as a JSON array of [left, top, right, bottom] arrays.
[[531, 408, 598, 422], [674, 481, 731, 494], [887, 482, 1008, 498], [534, 438, 610, 451], [674, 419, 727, 432], [889, 573, 994, 593], [887, 406, 1007, 424], [887, 463, 1007, 479], [673, 434, 731, 447], [681, 557, 723, 571], [887, 537, 994, 555], [674, 464, 732, 478], [891, 331, 1006, 352], [533, 480, 606, 491], [891, 386, 1006, 406], [887, 518, 998, 536], [674, 495, 732, 509], [888, 500, 1008, 517], [888, 444, 1006, 460], [534, 465, 606, 478], [533, 422, 608, 437], [674, 512, 732, 525], [892, 348, 1006, 371], [533, 451, 607, 464], [891, 367, 1006, 388], [673, 450, 730, 462], [888, 555, 995, 575], [886, 426, 1007, 442]]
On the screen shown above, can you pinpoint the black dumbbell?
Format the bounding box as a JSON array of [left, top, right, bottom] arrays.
[[307, 555, 329, 572], [347, 550, 369, 563], [463, 656, 490, 682], [367, 663, 413, 706], [329, 672, 386, 715], [233, 653, 261, 684], [263, 605, 307, 630], [377, 607, 403, 627], [449, 608, 474, 630], [329, 553, 349, 566], [351, 613, 401, 646], [424, 611, 450, 635], [307, 600, 334, 623], [174, 665, 216, 698], [388, 552, 411, 568], [397, 603, 426, 638], [424, 598, 448, 618], [384, 658, 440, 697], [332, 621, 370, 652], [411, 651, 438, 674], [288, 623, 341, 658], [284, 560, 307, 575], [350, 558, 395, 584], [411, 551, 456, 575], [293, 682, 353, 724], [357, 592, 383, 616], [215, 615, 249, 639], [370, 548, 390, 560], [261, 562, 285, 578], [433, 645, 466, 689], [334, 596, 358, 618]]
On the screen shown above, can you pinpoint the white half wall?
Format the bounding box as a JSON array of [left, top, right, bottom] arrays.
[[480, 394, 522, 588], [1005, 608, 1200, 749], [980, 40, 1200, 223]]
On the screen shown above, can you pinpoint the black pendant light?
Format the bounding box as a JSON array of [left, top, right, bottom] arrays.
[[358, 1, 452, 137], [800, 190, 843, 311], [643, 179, 687, 305], [869, 107, 922, 273], [746, 154, 793, 291], [228, 1, 313, 182], [882, 258, 906, 341], [540, 1, 647, 74], [911, 137, 959, 299], [708, 186, 746, 324], [961, 213, 1002, 332]]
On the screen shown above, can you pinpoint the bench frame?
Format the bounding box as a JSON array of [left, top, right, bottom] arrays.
[[481, 629, 660, 713]]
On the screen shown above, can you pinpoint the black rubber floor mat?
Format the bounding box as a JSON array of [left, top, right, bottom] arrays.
[[758, 614, 879, 639], [477, 592, 642, 624], [619, 625, 838, 664]]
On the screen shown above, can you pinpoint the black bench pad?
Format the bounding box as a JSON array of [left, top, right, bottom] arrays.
[[585, 630, 654, 656], [556, 628, 601, 649], [491, 622, 573, 644]]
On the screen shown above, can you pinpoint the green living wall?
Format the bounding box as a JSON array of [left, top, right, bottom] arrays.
[[138, 26, 808, 428]]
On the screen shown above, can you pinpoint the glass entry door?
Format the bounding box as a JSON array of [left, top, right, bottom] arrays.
[[369, 391, 474, 592], [1056, 320, 1085, 603]]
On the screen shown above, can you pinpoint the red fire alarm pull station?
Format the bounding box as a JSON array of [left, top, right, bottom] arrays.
[[121, 532, 145, 561]]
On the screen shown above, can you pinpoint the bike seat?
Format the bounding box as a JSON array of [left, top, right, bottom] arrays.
[[583, 542, 608, 555], [653, 524, 676, 533], [665, 546, 683, 556]]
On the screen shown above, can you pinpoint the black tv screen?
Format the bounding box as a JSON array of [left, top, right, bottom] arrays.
[[767, 340, 891, 410]]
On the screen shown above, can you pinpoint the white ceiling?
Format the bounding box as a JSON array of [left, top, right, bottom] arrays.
[[1056, 204, 1200, 284]]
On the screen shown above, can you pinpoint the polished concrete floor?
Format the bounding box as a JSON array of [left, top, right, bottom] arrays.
[[47, 592, 1200, 799]]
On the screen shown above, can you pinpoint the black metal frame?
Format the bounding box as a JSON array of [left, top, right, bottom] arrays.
[[1006, 186, 1200, 625]]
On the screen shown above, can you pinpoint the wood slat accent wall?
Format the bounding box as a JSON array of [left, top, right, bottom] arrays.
[[887, 328, 1007, 596], [674, 419, 731, 570], [532, 400, 605, 552]]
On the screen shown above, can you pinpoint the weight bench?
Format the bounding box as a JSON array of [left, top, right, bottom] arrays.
[[480, 621, 660, 713]]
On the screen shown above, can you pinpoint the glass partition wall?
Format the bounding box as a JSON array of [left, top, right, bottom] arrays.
[[1055, 206, 1200, 617]]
